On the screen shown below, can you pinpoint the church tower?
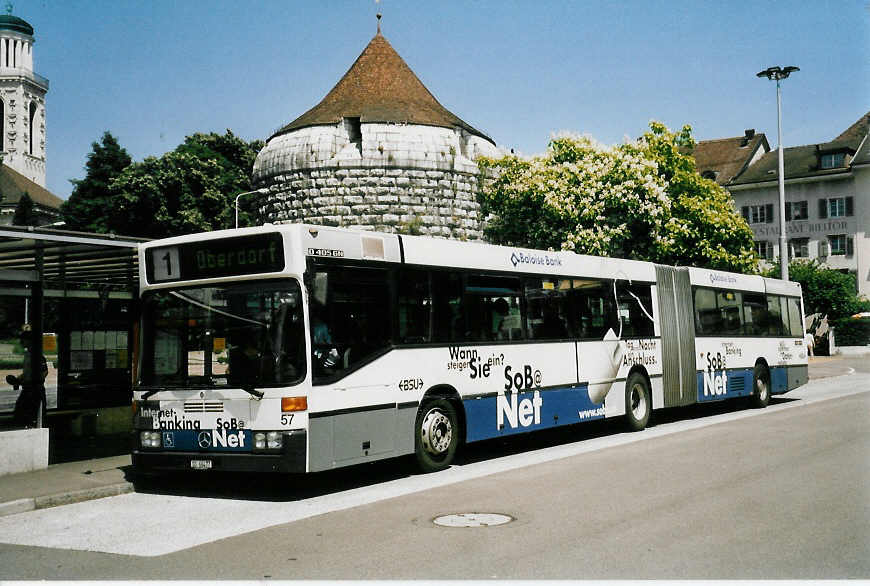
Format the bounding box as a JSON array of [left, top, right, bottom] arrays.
[[0, 7, 47, 187]]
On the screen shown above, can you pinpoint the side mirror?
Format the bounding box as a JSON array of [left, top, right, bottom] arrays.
[[6, 375, 16, 385]]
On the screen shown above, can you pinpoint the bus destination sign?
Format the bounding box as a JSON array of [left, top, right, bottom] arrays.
[[147, 233, 285, 283]]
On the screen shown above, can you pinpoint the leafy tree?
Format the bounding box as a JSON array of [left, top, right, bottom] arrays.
[[61, 132, 133, 232], [766, 260, 868, 328], [477, 122, 758, 273], [108, 131, 264, 238], [12, 192, 35, 226]]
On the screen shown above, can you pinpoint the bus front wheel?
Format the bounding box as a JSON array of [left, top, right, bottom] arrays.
[[750, 363, 770, 408], [414, 398, 458, 473], [625, 372, 651, 432]]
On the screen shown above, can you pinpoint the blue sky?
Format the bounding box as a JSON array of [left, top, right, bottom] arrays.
[[17, 0, 870, 199]]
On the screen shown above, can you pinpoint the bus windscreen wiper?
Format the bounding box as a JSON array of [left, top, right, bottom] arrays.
[[241, 385, 264, 399], [140, 387, 167, 400]]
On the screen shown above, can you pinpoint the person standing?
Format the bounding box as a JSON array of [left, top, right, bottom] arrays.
[[10, 325, 48, 428], [804, 331, 815, 358]]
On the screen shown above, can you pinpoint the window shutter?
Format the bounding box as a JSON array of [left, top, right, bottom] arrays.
[[846, 196, 854, 217], [847, 236, 854, 257], [785, 202, 792, 221], [819, 240, 829, 258], [765, 203, 774, 223], [818, 199, 828, 219], [741, 206, 749, 222]]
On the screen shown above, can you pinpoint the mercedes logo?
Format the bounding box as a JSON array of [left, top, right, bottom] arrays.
[[197, 431, 212, 449]]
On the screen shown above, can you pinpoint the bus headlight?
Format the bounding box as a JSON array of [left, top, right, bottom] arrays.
[[253, 431, 283, 452], [140, 431, 161, 449]]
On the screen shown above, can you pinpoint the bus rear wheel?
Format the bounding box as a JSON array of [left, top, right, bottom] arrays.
[[625, 372, 651, 432], [414, 398, 458, 473], [750, 363, 770, 408]]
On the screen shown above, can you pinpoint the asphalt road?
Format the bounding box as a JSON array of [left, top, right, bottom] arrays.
[[0, 368, 867, 579]]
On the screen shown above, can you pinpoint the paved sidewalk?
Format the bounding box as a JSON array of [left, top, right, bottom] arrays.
[[0, 454, 132, 517], [0, 355, 858, 517]]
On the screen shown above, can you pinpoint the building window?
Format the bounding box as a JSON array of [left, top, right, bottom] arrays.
[[826, 234, 854, 256], [785, 201, 808, 221], [789, 238, 809, 259], [755, 241, 774, 260], [0, 99, 4, 152], [818, 196, 854, 219], [742, 204, 774, 225], [820, 153, 845, 169]]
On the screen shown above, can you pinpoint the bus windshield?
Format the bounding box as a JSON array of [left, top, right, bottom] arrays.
[[139, 280, 306, 389]]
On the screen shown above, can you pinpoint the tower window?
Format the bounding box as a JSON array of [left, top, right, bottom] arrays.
[[344, 117, 361, 143], [29, 101, 37, 155]]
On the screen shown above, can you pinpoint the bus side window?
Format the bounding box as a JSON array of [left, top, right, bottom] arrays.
[[716, 290, 743, 336], [524, 278, 570, 340], [569, 279, 614, 340], [694, 288, 718, 335], [787, 297, 803, 337], [311, 266, 391, 383], [463, 275, 523, 341], [616, 283, 655, 338], [431, 271, 463, 342], [766, 295, 784, 336], [742, 292, 768, 335], [398, 269, 431, 344]]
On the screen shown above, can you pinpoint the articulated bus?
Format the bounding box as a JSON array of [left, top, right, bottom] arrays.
[[132, 224, 808, 474]]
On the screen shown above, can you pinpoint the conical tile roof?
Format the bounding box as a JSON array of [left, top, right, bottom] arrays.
[[271, 32, 493, 144]]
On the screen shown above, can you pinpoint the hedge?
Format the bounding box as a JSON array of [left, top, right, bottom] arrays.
[[832, 318, 870, 346]]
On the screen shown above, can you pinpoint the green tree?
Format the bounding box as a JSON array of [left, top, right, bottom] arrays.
[[477, 122, 758, 273], [767, 260, 867, 328], [60, 131, 133, 232], [12, 192, 35, 226], [108, 130, 264, 238]]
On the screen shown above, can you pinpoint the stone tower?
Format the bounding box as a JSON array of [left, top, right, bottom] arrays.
[[0, 9, 47, 187], [252, 23, 501, 240]]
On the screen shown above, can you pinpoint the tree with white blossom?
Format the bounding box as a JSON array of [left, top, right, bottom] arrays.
[[477, 122, 758, 274]]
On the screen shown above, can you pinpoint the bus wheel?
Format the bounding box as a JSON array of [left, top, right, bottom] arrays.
[[414, 398, 458, 473], [625, 372, 651, 432], [750, 363, 770, 408]]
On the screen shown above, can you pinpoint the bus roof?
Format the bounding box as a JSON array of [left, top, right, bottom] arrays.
[[139, 224, 799, 296]]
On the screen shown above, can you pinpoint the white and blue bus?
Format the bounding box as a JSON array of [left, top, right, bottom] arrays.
[[132, 224, 808, 474]]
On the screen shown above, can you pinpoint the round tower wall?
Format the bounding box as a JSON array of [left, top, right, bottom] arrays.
[[252, 122, 500, 240]]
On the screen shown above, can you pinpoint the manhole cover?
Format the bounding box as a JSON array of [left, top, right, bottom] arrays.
[[433, 513, 514, 527]]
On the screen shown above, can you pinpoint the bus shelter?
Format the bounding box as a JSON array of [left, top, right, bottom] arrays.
[[0, 226, 146, 430]]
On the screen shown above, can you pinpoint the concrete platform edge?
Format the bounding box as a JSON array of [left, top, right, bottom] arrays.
[[0, 482, 133, 518]]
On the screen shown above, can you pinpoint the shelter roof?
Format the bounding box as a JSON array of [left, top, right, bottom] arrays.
[[271, 32, 493, 144], [0, 225, 146, 290]]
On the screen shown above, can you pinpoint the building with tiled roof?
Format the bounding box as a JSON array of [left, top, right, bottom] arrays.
[[723, 111, 870, 297], [252, 20, 502, 240], [692, 129, 770, 185], [0, 162, 61, 225]]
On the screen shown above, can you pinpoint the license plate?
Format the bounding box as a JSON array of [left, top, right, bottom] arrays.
[[190, 459, 212, 470]]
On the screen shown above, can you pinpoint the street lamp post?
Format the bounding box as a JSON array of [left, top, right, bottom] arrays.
[[234, 188, 270, 229], [757, 65, 799, 281]]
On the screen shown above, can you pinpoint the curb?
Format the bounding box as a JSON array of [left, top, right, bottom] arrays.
[[0, 482, 134, 518]]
